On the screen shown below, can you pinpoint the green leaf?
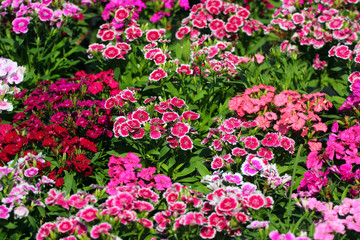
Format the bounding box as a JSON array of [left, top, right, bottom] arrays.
[[63, 170, 76, 194], [106, 150, 121, 157], [165, 82, 179, 96]]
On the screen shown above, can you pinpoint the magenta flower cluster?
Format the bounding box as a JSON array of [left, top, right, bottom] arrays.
[[106, 152, 172, 194], [0, 0, 83, 33]]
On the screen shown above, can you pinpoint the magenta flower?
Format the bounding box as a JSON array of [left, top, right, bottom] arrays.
[[154, 174, 172, 191], [12, 17, 31, 34], [0, 205, 10, 219]]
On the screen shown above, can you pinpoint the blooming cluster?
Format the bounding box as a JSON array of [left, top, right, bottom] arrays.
[[0, 70, 118, 185], [228, 84, 332, 151], [0, 152, 53, 220], [272, 0, 360, 51], [154, 181, 273, 238], [0, 0, 83, 34], [339, 72, 360, 113], [37, 185, 159, 240], [0, 57, 25, 113], [107, 152, 172, 194], [269, 230, 311, 240], [176, 0, 270, 42], [294, 197, 360, 240], [108, 93, 200, 150], [299, 122, 360, 197], [202, 117, 293, 189], [100, 0, 190, 23]]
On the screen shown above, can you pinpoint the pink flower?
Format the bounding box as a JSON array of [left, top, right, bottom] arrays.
[[14, 206, 29, 219], [269, 230, 296, 240], [103, 46, 120, 59], [90, 222, 112, 239], [162, 112, 179, 122], [77, 206, 99, 222], [132, 110, 150, 123], [171, 122, 190, 137], [154, 53, 166, 65], [24, 167, 38, 177], [211, 157, 224, 170], [154, 174, 172, 191], [199, 226, 216, 239], [146, 30, 161, 42], [38, 7, 53, 21], [115, 8, 129, 22], [125, 27, 142, 41], [242, 136, 259, 150], [218, 197, 238, 211], [0, 205, 10, 219], [254, 53, 265, 64], [149, 68, 167, 81], [335, 46, 352, 60], [12, 17, 31, 34], [248, 194, 265, 209], [292, 13, 305, 24], [179, 135, 193, 150], [58, 219, 73, 233]]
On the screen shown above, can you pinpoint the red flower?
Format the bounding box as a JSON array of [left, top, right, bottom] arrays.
[[88, 82, 103, 95]]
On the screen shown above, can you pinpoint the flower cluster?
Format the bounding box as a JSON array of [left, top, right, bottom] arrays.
[[0, 57, 25, 113], [271, 0, 360, 51], [0, 152, 53, 220], [299, 123, 360, 197], [107, 152, 172, 194], [101, 0, 190, 23], [176, 0, 270, 42], [228, 84, 332, 151], [154, 181, 273, 238], [339, 72, 360, 113], [108, 93, 200, 150], [269, 230, 310, 240], [295, 197, 360, 240], [37, 185, 159, 240], [202, 117, 293, 189], [0, 0, 83, 34], [0, 70, 118, 185]]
